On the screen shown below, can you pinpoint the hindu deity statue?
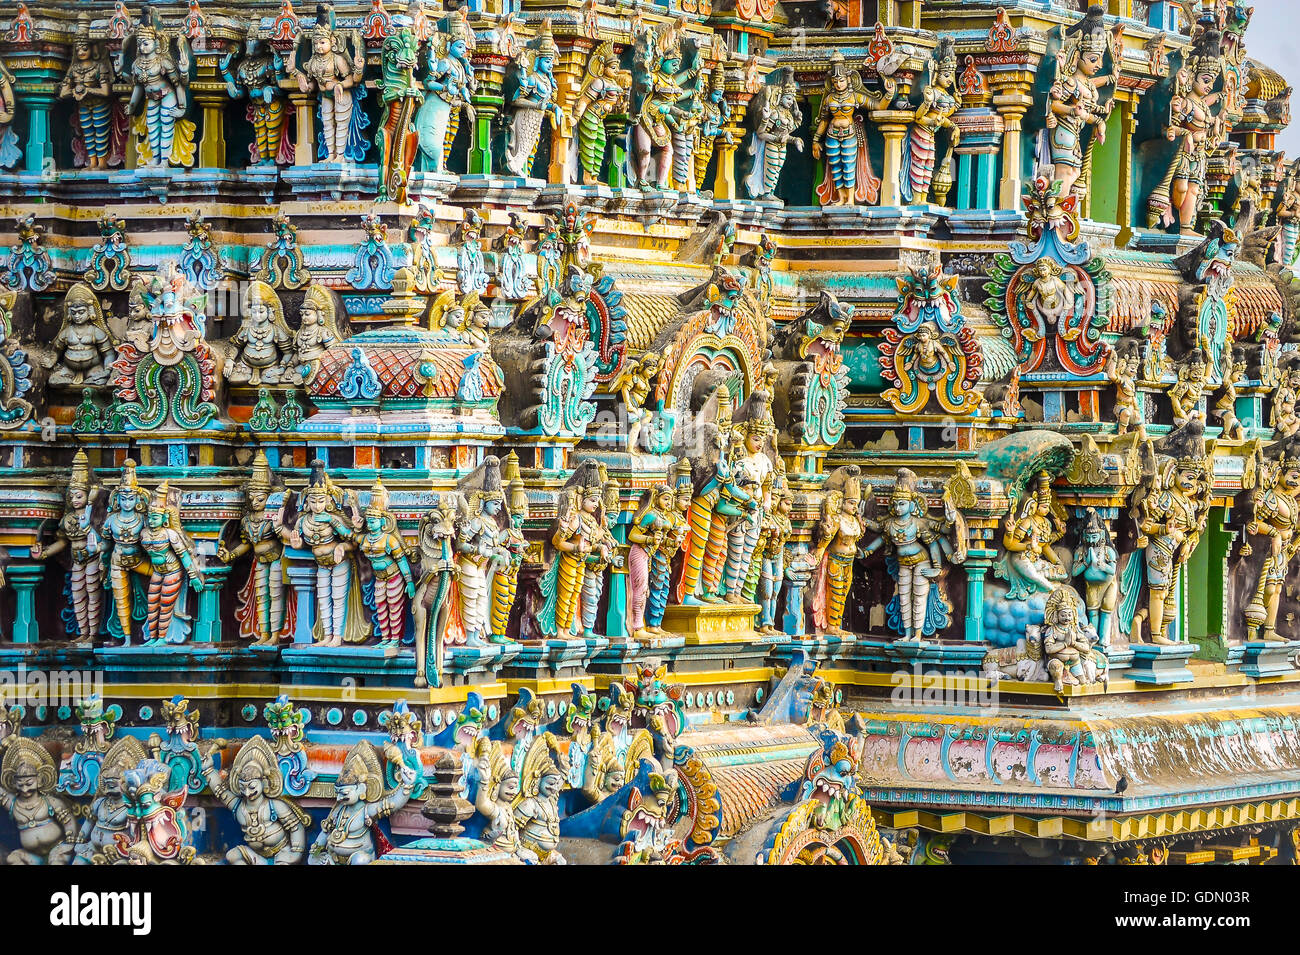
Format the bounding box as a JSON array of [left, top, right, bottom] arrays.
[[291, 5, 366, 163], [225, 280, 293, 386], [357, 479, 415, 651], [489, 473, 529, 645], [1148, 28, 1226, 232], [288, 283, 343, 386], [375, 26, 423, 202], [1044, 6, 1113, 201], [47, 284, 114, 387], [309, 741, 417, 865], [580, 476, 623, 638], [813, 465, 868, 637], [0, 59, 14, 170], [101, 459, 149, 642], [202, 736, 310, 864], [33, 451, 103, 645], [1123, 422, 1213, 644], [1017, 258, 1082, 344], [1214, 339, 1247, 441], [284, 460, 367, 647], [471, 738, 537, 862], [1169, 349, 1207, 426], [221, 32, 289, 165], [724, 392, 777, 603], [60, 15, 117, 170], [451, 457, 509, 646], [73, 737, 148, 865], [1038, 586, 1107, 692], [540, 462, 611, 637], [758, 479, 795, 637], [219, 451, 290, 646], [995, 472, 1069, 600], [412, 495, 458, 688], [629, 18, 696, 190], [416, 9, 477, 175], [691, 64, 732, 192], [572, 40, 631, 185], [125, 9, 194, 167], [1274, 358, 1300, 439], [627, 484, 678, 640], [139, 483, 204, 645], [743, 66, 803, 202], [1071, 507, 1118, 646], [812, 51, 895, 207], [504, 19, 562, 178], [1273, 159, 1300, 268], [513, 735, 568, 864], [1241, 439, 1300, 642], [0, 739, 76, 864], [1108, 336, 1146, 438], [617, 352, 663, 453], [902, 37, 962, 204]]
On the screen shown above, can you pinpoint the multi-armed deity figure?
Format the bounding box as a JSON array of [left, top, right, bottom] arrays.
[[60, 15, 117, 170], [124, 8, 194, 167], [292, 4, 367, 164], [219, 452, 290, 646], [226, 280, 294, 386], [34, 451, 103, 645], [902, 37, 962, 204], [139, 482, 204, 645], [1241, 438, 1300, 642], [572, 40, 631, 185], [504, 19, 562, 178], [453, 456, 510, 646], [357, 479, 415, 651], [101, 459, 149, 643], [285, 460, 367, 647], [417, 9, 477, 175], [202, 736, 311, 864], [995, 472, 1069, 600], [47, 283, 115, 387], [744, 67, 802, 202], [309, 741, 416, 865], [1044, 6, 1113, 202], [629, 18, 696, 190], [222, 29, 289, 166], [813, 51, 895, 207]]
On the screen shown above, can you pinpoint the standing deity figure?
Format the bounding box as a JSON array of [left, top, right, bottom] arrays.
[[412, 496, 457, 688], [221, 31, 289, 165], [902, 37, 962, 204], [1044, 7, 1113, 201], [617, 352, 662, 453], [124, 9, 194, 167], [101, 459, 149, 643], [1148, 28, 1226, 232], [0, 739, 77, 864], [1273, 159, 1300, 268], [723, 393, 776, 603], [1107, 336, 1146, 438], [139, 483, 204, 645], [1071, 507, 1118, 646], [1214, 339, 1247, 441], [580, 477, 623, 639], [1038, 586, 1108, 693], [693, 64, 732, 193], [73, 737, 148, 864], [47, 283, 115, 387], [995, 472, 1069, 600], [472, 739, 538, 862], [813, 465, 868, 637], [539, 462, 607, 637], [416, 9, 477, 175], [626, 484, 677, 640], [743, 67, 803, 202], [512, 735, 568, 865], [1241, 439, 1300, 642], [291, 4, 366, 163], [201, 736, 310, 865], [1169, 348, 1207, 426], [454, 456, 509, 646], [758, 480, 794, 637], [33, 451, 103, 645], [1274, 358, 1300, 439], [286, 460, 366, 647], [489, 474, 529, 644], [219, 451, 290, 646], [60, 16, 117, 170], [0, 59, 18, 169], [571, 40, 630, 185], [629, 18, 696, 190], [504, 19, 562, 178], [309, 741, 416, 865], [358, 479, 415, 651], [812, 51, 894, 207], [226, 280, 293, 385]]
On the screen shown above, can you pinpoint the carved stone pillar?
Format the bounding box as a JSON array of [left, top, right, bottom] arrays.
[[6, 561, 44, 644], [193, 563, 230, 644], [290, 91, 315, 166], [990, 81, 1033, 211], [871, 109, 912, 207]]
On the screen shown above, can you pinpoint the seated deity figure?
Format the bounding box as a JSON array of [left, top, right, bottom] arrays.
[[48, 284, 115, 387]]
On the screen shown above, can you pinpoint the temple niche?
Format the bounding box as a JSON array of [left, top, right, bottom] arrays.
[[0, 0, 1296, 872]]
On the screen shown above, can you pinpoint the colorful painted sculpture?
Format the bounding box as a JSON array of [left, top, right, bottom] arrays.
[[202, 736, 311, 864], [101, 459, 149, 643], [744, 67, 802, 202], [1071, 507, 1118, 646], [540, 461, 610, 637], [60, 16, 118, 170], [285, 460, 366, 646], [504, 19, 562, 178], [512, 734, 568, 864], [812, 465, 867, 637], [309, 741, 415, 865], [289, 283, 344, 386], [291, 4, 366, 163], [417, 9, 476, 175], [47, 284, 115, 387], [489, 473, 528, 644], [222, 31, 290, 165], [995, 472, 1069, 600], [0, 738, 76, 864], [630, 17, 694, 190], [33, 451, 103, 644], [1038, 586, 1107, 692], [375, 25, 423, 202], [453, 456, 509, 645], [226, 280, 293, 385], [220, 452, 291, 646], [1044, 6, 1113, 201], [412, 495, 457, 687], [812, 51, 894, 207], [1108, 336, 1146, 438], [103, 757, 197, 864], [724, 391, 776, 603], [879, 266, 982, 415], [73, 737, 148, 865], [627, 484, 677, 640], [471, 738, 537, 862], [902, 38, 961, 204], [357, 479, 414, 651], [0, 58, 17, 169], [572, 40, 630, 185], [758, 479, 794, 637], [140, 482, 204, 645], [124, 8, 195, 167], [1242, 438, 1300, 642]]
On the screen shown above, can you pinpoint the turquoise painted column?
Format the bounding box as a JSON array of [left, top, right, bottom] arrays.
[[286, 553, 317, 644], [955, 153, 972, 209], [193, 565, 230, 643], [604, 521, 629, 639], [974, 153, 996, 209], [9, 59, 63, 175], [6, 562, 43, 643], [963, 553, 994, 642]]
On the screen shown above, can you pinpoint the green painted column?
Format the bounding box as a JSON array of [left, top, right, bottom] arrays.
[[604, 522, 629, 639], [193, 564, 231, 644], [606, 114, 629, 188], [963, 554, 993, 642], [468, 94, 502, 175]]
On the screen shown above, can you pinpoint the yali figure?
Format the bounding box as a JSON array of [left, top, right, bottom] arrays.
[[412, 494, 458, 687]]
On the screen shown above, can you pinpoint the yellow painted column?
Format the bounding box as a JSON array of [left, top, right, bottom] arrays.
[[548, 50, 586, 184], [291, 92, 315, 166], [872, 109, 912, 207], [991, 82, 1033, 211]]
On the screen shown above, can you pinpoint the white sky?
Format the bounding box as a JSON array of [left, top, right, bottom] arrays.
[[1244, 2, 1300, 156]]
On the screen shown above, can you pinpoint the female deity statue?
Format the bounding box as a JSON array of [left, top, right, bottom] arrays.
[[813, 465, 868, 637], [357, 479, 415, 651], [902, 38, 962, 204], [488, 476, 529, 644], [572, 40, 631, 185], [743, 67, 803, 202], [225, 280, 293, 386], [539, 463, 605, 637], [1241, 440, 1300, 642], [630, 18, 695, 190], [504, 19, 563, 178], [995, 472, 1069, 600], [101, 460, 149, 642], [33, 452, 103, 645], [812, 51, 893, 207], [758, 481, 794, 637], [674, 411, 753, 605], [693, 64, 732, 193], [1044, 10, 1112, 201], [288, 283, 343, 386], [220, 453, 290, 646], [309, 741, 417, 865], [626, 484, 677, 640], [291, 7, 366, 163], [0, 739, 76, 865], [221, 33, 289, 165], [202, 736, 310, 865], [454, 456, 509, 646], [1274, 160, 1300, 268], [60, 17, 117, 170], [284, 460, 366, 647], [47, 284, 115, 388], [412, 495, 458, 688], [0, 59, 18, 170], [580, 478, 622, 638], [125, 10, 194, 167], [416, 10, 477, 175], [139, 483, 204, 645], [1148, 29, 1226, 232], [1071, 507, 1118, 646]]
